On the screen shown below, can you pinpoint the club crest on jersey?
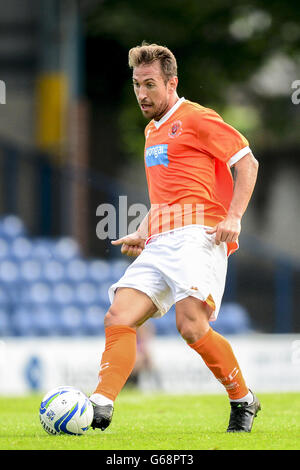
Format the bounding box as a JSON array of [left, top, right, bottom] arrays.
[[168, 120, 182, 138]]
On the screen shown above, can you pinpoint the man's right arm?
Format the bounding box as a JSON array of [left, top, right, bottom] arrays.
[[111, 210, 150, 257]]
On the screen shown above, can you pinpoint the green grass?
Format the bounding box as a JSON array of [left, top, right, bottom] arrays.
[[0, 390, 299, 450]]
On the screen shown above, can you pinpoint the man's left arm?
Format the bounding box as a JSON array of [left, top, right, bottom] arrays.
[[207, 152, 259, 244]]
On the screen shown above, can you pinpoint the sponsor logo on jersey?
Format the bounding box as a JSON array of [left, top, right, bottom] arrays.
[[145, 144, 169, 168]]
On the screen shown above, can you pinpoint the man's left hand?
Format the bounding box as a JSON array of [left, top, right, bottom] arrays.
[[206, 216, 241, 245]]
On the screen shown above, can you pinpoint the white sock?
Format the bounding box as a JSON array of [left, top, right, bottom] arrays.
[[89, 393, 114, 407], [230, 390, 254, 405]]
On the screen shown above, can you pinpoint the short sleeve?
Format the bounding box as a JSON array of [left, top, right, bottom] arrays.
[[198, 108, 249, 163]]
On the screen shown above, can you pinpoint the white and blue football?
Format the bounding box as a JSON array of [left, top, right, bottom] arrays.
[[39, 386, 94, 435]]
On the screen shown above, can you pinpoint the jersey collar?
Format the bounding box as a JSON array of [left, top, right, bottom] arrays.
[[153, 97, 185, 129]]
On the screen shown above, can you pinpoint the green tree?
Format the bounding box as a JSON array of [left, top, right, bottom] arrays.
[[85, 0, 300, 164]]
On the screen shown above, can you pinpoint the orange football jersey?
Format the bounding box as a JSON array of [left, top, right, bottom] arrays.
[[144, 98, 250, 255]]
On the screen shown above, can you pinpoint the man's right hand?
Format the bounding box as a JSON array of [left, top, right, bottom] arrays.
[[111, 231, 146, 257]]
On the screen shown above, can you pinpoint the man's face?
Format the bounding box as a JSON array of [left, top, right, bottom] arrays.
[[132, 61, 177, 121]]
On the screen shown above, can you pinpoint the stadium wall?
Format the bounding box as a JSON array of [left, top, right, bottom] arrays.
[[0, 334, 299, 396]]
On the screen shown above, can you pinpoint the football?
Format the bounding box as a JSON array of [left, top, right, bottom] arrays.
[[39, 386, 94, 435]]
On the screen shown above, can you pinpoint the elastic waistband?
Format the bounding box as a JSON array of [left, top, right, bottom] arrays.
[[145, 224, 213, 245]]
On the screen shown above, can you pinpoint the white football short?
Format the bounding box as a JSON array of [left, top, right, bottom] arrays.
[[108, 225, 228, 321]]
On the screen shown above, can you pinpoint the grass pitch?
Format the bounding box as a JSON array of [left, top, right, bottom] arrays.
[[0, 390, 299, 450]]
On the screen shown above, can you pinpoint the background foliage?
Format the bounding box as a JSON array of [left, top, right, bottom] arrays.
[[84, 0, 300, 168]]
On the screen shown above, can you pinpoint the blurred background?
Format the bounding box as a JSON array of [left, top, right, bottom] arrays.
[[0, 0, 299, 395]]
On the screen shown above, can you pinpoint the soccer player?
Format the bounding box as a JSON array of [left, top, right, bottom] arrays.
[[90, 43, 260, 433]]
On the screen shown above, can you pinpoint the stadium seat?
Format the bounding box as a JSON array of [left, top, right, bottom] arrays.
[[0, 308, 12, 336], [88, 259, 111, 282], [0, 284, 10, 306], [0, 259, 19, 283], [0, 215, 26, 239], [25, 281, 52, 304], [75, 281, 98, 305], [59, 305, 84, 336], [212, 302, 252, 335], [82, 304, 106, 335], [151, 306, 178, 336], [10, 237, 32, 259], [65, 258, 88, 281], [0, 238, 9, 259], [52, 282, 74, 305], [53, 237, 80, 260], [10, 307, 35, 336], [30, 239, 57, 259], [98, 281, 113, 307], [19, 259, 43, 282], [31, 305, 60, 336], [110, 259, 130, 282], [43, 259, 65, 282]]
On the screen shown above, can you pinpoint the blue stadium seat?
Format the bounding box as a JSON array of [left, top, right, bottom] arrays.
[[0, 215, 26, 239], [10, 307, 35, 336], [59, 305, 84, 336], [32, 237, 79, 261], [53, 237, 80, 260], [24, 281, 52, 305], [83, 305, 105, 335], [0, 260, 22, 307], [30, 239, 56, 259], [0, 308, 13, 336], [10, 237, 33, 259], [151, 306, 178, 335], [88, 259, 111, 282], [212, 302, 252, 335], [110, 259, 130, 282], [0, 284, 10, 306], [52, 282, 74, 305], [97, 281, 113, 308], [19, 259, 43, 282], [2, 283, 20, 305], [0, 259, 19, 283], [42, 259, 65, 282], [31, 305, 60, 336], [65, 258, 88, 281], [0, 238, 9, 259], [75, 281, 98, 305]]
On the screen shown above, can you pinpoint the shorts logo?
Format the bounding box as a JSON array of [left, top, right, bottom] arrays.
[[145, 144, 169, 168], [168, 120, 182, 138]]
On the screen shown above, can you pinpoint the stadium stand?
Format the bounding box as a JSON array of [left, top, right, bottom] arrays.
[[0, 214, 252, 337]]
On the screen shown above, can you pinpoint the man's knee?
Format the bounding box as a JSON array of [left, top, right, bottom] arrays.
[[104, 287, 157, 329], [176, 318, 210, 343], [176, 298, 211, 343], [104, 305, 135, 328]]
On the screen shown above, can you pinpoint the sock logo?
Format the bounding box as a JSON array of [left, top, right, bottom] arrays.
[[217, 367, 240, 388], [98, 362, 110, 384], [100, 362, 110, 373], [228, 367, 239, 381]]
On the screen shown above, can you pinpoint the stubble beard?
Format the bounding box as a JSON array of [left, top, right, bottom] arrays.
[[142, 99, 170, 122]]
